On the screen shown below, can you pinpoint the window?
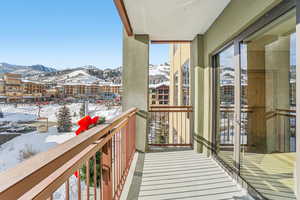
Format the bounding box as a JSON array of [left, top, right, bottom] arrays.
[[173, 44, 179, 55], [182, 59, 190, 105], [216, 45, 235, 170], [174, 71, 178, 105]]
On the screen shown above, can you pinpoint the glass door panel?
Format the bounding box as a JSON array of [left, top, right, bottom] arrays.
[[239, 9, 296, 199], [216, 45, 235, 169]]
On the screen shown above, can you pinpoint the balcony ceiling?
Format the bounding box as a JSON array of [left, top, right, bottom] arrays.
[[116, 0, 231, 42]]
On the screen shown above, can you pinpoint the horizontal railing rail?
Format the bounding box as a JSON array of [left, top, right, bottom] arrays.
[[219, 106, 251, 146], [219, 106, 296, 152], [148, 105, 193, 146], [0, 107, 138, 200]]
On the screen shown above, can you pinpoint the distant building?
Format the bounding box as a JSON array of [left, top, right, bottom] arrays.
[[22, 80, 45, 101], [169, 44, 191, 144], [100, 83, 121, 95], [0, 73, 123, 102], [149, 82, 169, 105], [169, 44, 190, 106], [0, 73, 23, 102]]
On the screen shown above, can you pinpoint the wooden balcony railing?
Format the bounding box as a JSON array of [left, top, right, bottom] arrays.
[[0, 108, 137, 200], [148, 105, 193, 146]]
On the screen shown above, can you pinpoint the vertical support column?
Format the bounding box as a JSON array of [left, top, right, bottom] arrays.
[[191, 35, 208, 155], [247, 37, 267, 153], [265, 36, 290, 152], [101, 140, 112, 200], [296, 0, 300, 197], [122, 31, 149, 152], [233, 40, 241, 169]]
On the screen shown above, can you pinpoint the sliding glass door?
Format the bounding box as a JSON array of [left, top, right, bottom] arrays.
[[214, 7, 297, 200], [239, 9, 296, 200], [215, 45, 237, 169]]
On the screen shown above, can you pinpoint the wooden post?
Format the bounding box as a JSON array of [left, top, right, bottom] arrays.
[[101, 140, 112, 200]]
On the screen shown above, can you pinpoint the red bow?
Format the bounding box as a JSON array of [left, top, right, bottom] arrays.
[[74, 115, 100, 177], [75, 116, 99, 135]]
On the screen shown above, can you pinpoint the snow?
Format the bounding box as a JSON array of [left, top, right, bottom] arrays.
[[0, 112, 36, 122], [0, 103, 120, 123], [0, 103, 121, 200], [68, 70, 90, 78], [0, 127, 75, 172], [28, 68, 104, 85], [149, 81, 170, 89], [149, 64, 170, 77]]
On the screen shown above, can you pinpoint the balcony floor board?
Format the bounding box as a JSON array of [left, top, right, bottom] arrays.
[[136, 150, 252, 200]]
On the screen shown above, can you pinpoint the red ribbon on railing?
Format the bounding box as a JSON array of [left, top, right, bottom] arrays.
[[75, 116, 100, 135], [74, 115, 101, 177]]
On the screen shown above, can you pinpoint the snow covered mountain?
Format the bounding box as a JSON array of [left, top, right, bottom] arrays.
[[149, 64, 170, 77], [149, 64, 170, 84], [27, 66, 122, 85], [0, 63, 57, 76], [0, 62, 170, 85]]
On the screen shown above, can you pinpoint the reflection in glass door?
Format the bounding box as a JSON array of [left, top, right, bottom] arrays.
[[215, 45, 236, 169], [239, 9, 296, 199]]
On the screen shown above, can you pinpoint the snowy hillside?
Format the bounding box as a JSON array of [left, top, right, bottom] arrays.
[[0, 63, 57, 76], [149, 64, 170, 77], [148, 64, 170, 84], [27, 68, 105, 85]]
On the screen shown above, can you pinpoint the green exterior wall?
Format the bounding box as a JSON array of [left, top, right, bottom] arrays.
[[122, 31, 149, 152], [203, 0, 281, 66]]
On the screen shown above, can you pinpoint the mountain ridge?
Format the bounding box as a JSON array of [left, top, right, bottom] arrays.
[[0, 62, 169, 85]]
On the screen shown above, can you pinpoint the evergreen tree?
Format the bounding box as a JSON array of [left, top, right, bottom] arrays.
[[81, 152, 101, 187], [79, 103, 86, 118], [57, 105, 72, 132]]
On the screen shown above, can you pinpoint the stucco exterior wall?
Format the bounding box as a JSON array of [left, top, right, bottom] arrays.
[[122, 31, 149, 152], [203, 0, 282, 66]]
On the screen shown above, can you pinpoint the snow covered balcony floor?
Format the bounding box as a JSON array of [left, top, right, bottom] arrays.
[[123, 149, 253, 200]]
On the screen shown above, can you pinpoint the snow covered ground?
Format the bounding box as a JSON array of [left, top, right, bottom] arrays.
[[0, 103, 120, 123], [0, 127, 75, 172], [0, 103, 121, 171], [0, 103, 121, 199]]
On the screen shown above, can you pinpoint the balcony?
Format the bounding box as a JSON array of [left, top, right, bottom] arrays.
[[0, 107, 252, 200], [0, 0, 299, 200]]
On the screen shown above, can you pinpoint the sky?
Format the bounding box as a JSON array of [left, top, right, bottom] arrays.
[[0, 0, 169, 70]]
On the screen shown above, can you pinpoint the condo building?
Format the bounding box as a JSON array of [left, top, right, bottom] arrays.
[[0, 73, 122, 102], [149, 82, 169, 105]]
